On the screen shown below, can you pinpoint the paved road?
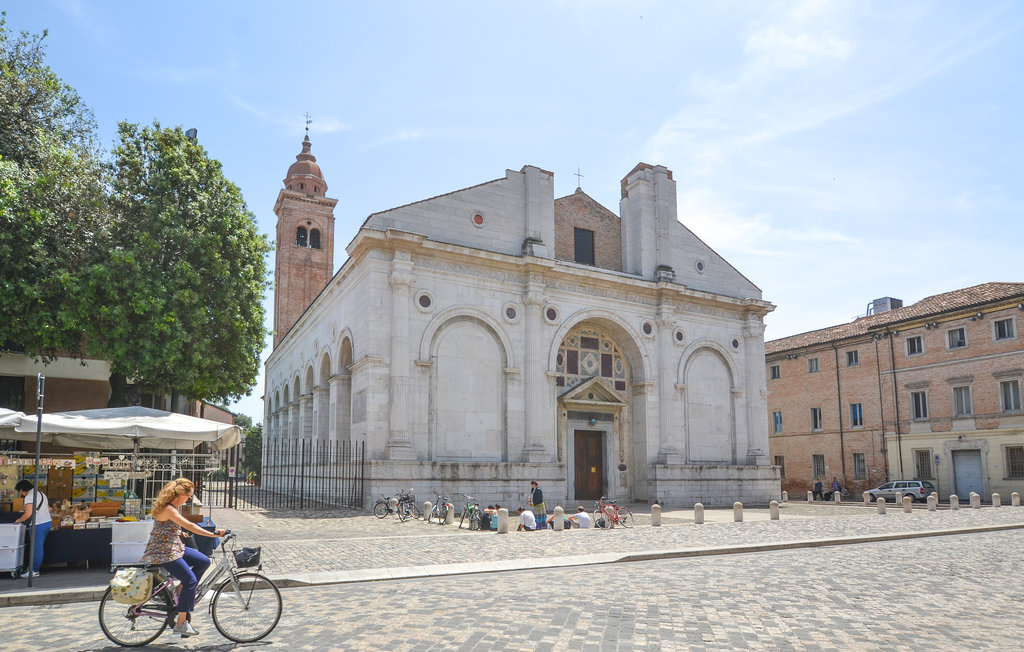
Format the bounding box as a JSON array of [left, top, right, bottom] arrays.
[[6, 527, 1023, 650]]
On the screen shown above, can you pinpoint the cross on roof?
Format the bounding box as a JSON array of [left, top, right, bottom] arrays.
[[575, 167, 584, 189], [304, 112, 312, 136]]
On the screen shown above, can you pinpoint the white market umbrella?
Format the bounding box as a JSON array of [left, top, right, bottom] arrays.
[[12, 406, 240, 451], [0, 407, 26, 427]]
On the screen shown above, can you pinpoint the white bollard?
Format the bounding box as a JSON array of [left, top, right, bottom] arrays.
[[950, 495, 960, 510], [497, 507, 509, 533], [651, 503, 662, 527], [970, 492, 981, 509], [553, 505, 564, 531], [927, 494, 937, 511], [992, 493, 1001, 508], [390, 497, 399, 511], [863, 491, 872, 507], [605, 505, 616, 529], [424, 501, 432, 520], [807, 490, 814, 503], [733, 501, 743, 522], [694, 502, 704, 525], [1013, 492, 1021, 507], [902, 495, 913, 513], [833, 490, 841, 504], [876, 497, 886, 514], [770, 500, 780, 520], [445, 503, 455, 524], [782, 491, 788, 502]]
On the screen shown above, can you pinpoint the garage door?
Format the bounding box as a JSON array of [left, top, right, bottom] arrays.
[[952, 449, 984, 499]]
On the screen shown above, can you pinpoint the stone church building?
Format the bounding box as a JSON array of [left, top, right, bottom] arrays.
[[263, 136, 778, 508]]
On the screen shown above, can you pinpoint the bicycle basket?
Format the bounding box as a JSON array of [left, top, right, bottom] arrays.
[[233, 546, 262, 568]]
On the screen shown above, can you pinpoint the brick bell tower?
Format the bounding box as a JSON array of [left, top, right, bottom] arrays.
[[273, 134, 337, 348]]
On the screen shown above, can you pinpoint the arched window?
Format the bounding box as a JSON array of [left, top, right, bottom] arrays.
[[309, 228, 321, 249], [296, 226, 308, 247]]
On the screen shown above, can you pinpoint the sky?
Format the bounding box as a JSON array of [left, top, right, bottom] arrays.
[[7, 1, 1024, 424]]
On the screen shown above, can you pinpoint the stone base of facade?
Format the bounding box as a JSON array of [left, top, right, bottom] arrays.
[[650, 464, 781, 507]]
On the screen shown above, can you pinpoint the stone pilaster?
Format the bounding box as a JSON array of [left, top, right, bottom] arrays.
[[299, 393, 313, 440], [288, 401, 299, 440], [313, 384, 329, 440], [329, 374, 351, 444], [521, 274, 547, 462], [743, 316, 769, 465], [385, 251, 417, 460]]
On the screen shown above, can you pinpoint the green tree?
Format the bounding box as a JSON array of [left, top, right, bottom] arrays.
[[83, 121, 271, 405], [0, 15, 107, 359]]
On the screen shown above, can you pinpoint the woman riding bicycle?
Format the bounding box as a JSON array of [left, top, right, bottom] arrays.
[[140, 478, 225, 638]]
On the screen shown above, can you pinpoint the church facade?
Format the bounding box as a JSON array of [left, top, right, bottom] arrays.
[[263, 138, 778, 508]]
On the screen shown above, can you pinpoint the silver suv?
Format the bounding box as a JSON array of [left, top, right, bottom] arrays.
[[866, 480, 937, 503]]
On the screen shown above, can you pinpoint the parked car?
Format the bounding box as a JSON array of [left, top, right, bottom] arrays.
[[866, 480, 937, 502]]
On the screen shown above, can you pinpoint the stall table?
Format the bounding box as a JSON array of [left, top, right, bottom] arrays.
[[43, 527, 112, 568]]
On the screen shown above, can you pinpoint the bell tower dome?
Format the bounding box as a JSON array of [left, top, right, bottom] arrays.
[[272, 135, 338, 348]]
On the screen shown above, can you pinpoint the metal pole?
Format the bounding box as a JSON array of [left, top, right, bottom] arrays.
[[27, 374, 44, 588]]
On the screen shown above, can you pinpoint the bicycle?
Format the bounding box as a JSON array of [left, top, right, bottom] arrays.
[[457, 495, 482, 530], [98, 532, 282, 646], [428, 490, 451, 525], [397, 489, 421, 522], [593, 496, 634, 528]]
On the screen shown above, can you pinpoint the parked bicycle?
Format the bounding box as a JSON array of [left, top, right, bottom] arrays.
[[374, 489, 420, 520], [593, 496, 634, 528], [98, 531, 282, 646], [458, 495, 483, 530], [428, 490, 451, 525]]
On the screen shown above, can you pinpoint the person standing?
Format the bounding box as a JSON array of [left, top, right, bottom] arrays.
[[141, 478, 225, 638], [528, 481, 546, 520], [14, 480, 50, 578], [812, 479, 824, 501]]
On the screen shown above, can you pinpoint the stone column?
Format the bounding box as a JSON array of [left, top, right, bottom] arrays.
[[656, 303, 683, 464], [385, 251, 416, 460], [329, 374, 350, 444], [743, 316, 769, 465], [521, 275, 547, 462], [299, 393, 313, 440], [288, 401, 299, 440], [313, 384, 329, 440]]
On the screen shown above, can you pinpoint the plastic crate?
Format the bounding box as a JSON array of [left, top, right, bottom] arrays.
[[0, 524, 24, 548], [0, 545, 24, 576], [111, 541, 147, 565], [111, 520, 153, 543]]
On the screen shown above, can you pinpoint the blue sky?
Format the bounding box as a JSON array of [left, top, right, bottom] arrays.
[[8, 1, 1024, 423]]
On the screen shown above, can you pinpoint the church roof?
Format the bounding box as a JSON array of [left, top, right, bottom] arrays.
[[766, 282, 1024, 354], [285, 135, 327, 190]]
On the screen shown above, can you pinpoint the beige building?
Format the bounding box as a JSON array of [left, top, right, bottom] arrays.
[[264, 138, 778, 508], [766, 283, 1024, 501]]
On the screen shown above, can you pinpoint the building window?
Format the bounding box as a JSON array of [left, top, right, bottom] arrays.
[[906, 335, 923, 356], [911, 391, 928, 419], [309, 228, 321, 249], [296, 226, 308, 247], [812, 454, 825, 478], [808, 358, 820, 373], [846, 350, 859, 366], [995, 318, 1015, 340], [914, 449, 934, 480], [850, 403, 864, 427], [1001, 380, 1022, 412], [0, 375, 26, 411], [555, 325, 627, 392], [774, 455, 785, 478], [772, 411, 783, 434], [853, 453, 866, 480], [573, 228, 595, 265], [953, 386, 973, 417], [810, 407, 823, 431], [769, 364, 780, 380], [1006, 446, 1024, 478], [947, 327, 967, 349]]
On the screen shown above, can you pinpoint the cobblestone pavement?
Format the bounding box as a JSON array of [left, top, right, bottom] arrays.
[[6, 527, 1024, 651]]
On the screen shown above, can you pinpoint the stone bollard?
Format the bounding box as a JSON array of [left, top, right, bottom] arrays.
[[931, 491, 938, 500], [390, 497, 399, 511], [1013, 492, 1021, 507], [970, 492, 981, 509], [733, 501, 743, 522], [876, 497, 886, 514], [424, 501, 432, 520], [445, 502, 456, 524], [782, 491, 788, 502], [863, 491, 872, 507], [992, 493, 1001, 508], [553, 505, 564, 530], [902, 495, 913, 513], [950, 495, 960, 510], [770, 500, 780, 520], [651, 503, 662, 527], [694, 503, 705, 525], [927, 494, 937, 511], [833, 490, 841, 504], [895, 491, 903, 504], [497, 507, 509, 533], [807, 490, 814, 503], [605, 505, 616, 529]]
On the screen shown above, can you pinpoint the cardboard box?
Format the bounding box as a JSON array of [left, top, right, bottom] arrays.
[[90, 502, 120, 518]]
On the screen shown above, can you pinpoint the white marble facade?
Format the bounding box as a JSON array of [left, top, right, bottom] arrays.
[[264, 163, 779, 507]]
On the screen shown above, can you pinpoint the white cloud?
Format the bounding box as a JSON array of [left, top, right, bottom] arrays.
[[225, 93, 350, 134], [744, 27, 852, 70]]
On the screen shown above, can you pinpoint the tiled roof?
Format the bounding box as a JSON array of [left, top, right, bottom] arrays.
[[766, 282, 1024, 355]]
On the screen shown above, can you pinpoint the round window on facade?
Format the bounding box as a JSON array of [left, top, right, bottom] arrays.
[[545, 306, 559, 323], [732, 338, 740, 349], [642, 321, 654, 336], [674, 329, 685, 344], [472, 212, 485, 227], [695, 260, 706, 274], [415, 292, 433, 312], [503, 304, 519, 323]]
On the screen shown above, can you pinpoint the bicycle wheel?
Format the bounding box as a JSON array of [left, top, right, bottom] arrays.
[[408, 501, 421, 520], [373, 502, 389, 518], [211, 572, 282, 643], [98, 585, 173, 647], [398, 502, 411, 522], [594, 509, 611, 529], [618, 508, 635, 528], [469, 509, 481, 530], [458, 507, 469, 529], [438, 503, 449, 525]]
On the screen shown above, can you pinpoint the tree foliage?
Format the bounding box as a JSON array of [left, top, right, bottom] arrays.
[[84, 122, 271, 404]]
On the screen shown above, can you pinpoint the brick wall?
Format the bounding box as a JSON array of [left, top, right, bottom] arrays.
[[553, 189, 622, 272]]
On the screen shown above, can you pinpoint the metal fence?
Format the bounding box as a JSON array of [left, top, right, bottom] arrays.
[[203, 438, 364, 511]]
